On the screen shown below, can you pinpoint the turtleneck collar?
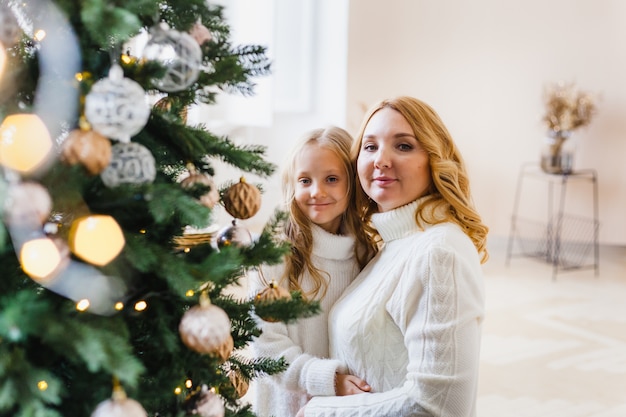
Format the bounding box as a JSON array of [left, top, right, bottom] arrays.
[[311, 223, 355, 260], [371, 199, 424, 242]]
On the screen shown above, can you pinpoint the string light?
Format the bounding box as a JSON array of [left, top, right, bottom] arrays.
[[33, 29, 46, 41], [134, 300, 147, 311], [174, 387, 182, 395], [185, 379, 193, 388], [114, 302, 124, 311], [76, 299, 90, 311], [185, 290, 194, 297], [37, 380, 48, 391]]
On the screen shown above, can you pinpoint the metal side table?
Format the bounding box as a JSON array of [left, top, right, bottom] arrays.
[[505, 162, 599, 281]]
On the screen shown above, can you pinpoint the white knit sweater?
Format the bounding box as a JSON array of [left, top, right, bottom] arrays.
[[249, 224, 361, 417], [304, 200, 485, 417]]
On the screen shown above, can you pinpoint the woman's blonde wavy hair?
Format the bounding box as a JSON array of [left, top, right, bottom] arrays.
[[352, 96, 489, 264], [281, 126, 378, 299]]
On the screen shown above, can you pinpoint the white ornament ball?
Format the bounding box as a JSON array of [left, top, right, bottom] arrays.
[[179, 303, 233, 362], [3, 181, 52, 227], [143, 23, 202, 92], [0, 4, 21, 47], [100, 142, 156, 188], [84, 64, 150, 143], [184, 385, 225, 417], [91, 396, 147, 417]]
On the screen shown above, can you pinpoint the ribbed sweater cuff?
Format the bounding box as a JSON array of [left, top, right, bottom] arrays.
[[304, 359, 345, 396]]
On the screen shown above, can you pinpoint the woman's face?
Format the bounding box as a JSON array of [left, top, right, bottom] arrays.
[[357, 107, 432, 212]]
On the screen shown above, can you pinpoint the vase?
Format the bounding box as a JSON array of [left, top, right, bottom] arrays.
[[540, 130, 575, 174]]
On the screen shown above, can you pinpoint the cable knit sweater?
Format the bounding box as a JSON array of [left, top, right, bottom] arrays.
[[304, 200, 485, 417], [249, 224, 361, 417]]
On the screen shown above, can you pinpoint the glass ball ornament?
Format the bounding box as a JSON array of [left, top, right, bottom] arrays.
[[91, 385, 147, 417], [182, 385, 225, 417], [84, 64, 150, 143], [216, 220, 252, 249], [142, 23, 202, 92], [100, 142, 156, 188], [3, 181, 52, 227]]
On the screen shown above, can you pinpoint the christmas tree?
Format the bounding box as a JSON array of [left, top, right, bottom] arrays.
[[0, 1, 317, 416]]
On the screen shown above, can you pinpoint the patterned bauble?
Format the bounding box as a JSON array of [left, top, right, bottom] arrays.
[[3, 181, 52, 227], [84, 64, 150, 143], [183, 385, 225, 417], [61, 128, 112, 175], [180, 172, 220, 209], [179, 295, 233, 362], [216, 220, 252, 249], [153, 96, 188, 124], [227, 369, 249, 399], [100, 142, 156, 188], [0, 3, 21, 47], [222, 177, 261, 220], [253, 280, 292, 323], [91, 385, 147, 417], [143, 23, 202, 92]]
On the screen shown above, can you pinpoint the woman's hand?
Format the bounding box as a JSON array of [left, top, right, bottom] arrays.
[[336, 373, 371, 396]]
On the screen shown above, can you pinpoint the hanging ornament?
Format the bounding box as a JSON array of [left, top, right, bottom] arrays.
[[222, 177, 261, 220], [216, 219, 252, 249], [0, 3, 21, 47], [142, 22, 202, 92], [227, 368, 249, 399], [180, 171, 220, 209], [182, 385, 225, 417], [84, 64, 150, 143], [153, 96, 188, 124], [91, 381, 147, 417], [61, 127, 112, 175], [179, 292, 233, 362], [253, 279, 292, 323], [189, 21, 213, 45], [100, 142, 156, 188], [3, 181, 52, 227]]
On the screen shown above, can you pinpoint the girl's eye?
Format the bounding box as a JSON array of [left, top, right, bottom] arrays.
[[327, 176, 339, 183], [362, 143, 377, 152], [298, 178, 310, 185]]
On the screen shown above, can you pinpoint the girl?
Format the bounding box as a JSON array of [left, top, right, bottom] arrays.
[[249, 126, 377, 417]]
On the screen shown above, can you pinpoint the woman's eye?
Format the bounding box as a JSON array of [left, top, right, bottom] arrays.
[[398, 143, 413, 151], [363, 143, 377, 151]]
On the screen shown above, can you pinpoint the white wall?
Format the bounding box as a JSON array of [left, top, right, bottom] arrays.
[[346, 0, 626, 245]]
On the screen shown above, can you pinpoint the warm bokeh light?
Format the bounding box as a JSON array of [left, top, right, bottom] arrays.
[[76, 299, 90, 311], [19, 238, 63, 280], [114, 302, 124, 311], [0, 114, 53, 174], [34, 29, 46, 41], [68, 215, 125, 266], [174, 387, 182, 395], [185, 290, 194, 297], [134, 300, 147, 311], [0, 44, 6, 79], [185, 379, 193, 388], [37, 380, 48, 391]]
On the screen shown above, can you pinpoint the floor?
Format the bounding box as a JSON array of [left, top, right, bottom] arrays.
[[478, 238, 626, 417]]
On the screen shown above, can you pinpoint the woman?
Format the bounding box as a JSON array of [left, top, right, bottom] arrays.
[[300, 96, 489, 416]]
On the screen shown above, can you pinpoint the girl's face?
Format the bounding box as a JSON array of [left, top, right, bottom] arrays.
[[294, 143, 349, 233], [357, 107, 432, 212]]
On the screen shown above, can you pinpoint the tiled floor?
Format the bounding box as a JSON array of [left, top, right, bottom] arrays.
[[478, 238, 626, 417]]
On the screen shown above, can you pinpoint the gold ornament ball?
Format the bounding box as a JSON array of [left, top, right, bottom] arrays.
[[222, 177, 261, 220], [179, 303, 234, 362], [61, 128, 112, 175], [228, 369, 249, 398], [181, 172, 220, 209], [253, 280, 292, 323]]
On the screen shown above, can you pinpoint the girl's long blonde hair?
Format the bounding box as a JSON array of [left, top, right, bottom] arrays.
[[353, 96, 489, 264], [281, 126, 378, 299]]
